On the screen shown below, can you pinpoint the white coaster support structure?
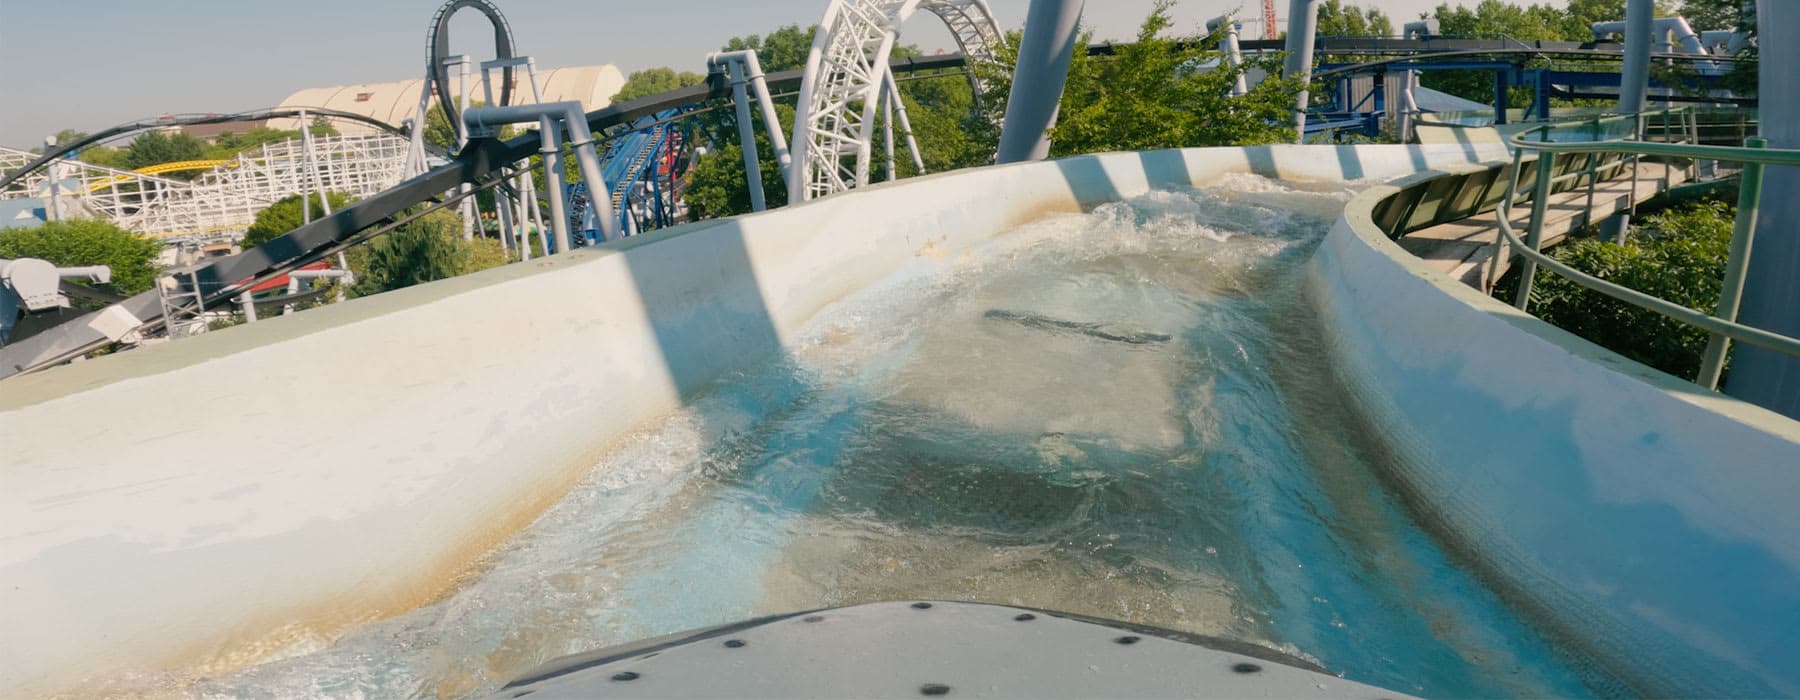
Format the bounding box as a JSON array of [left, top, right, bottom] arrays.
[[789, 0, 1004, 202]]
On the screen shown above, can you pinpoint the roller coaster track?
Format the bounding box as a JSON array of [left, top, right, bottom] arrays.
[[789, 0, 1004, 202], [80, 160, 235, 193], [3, 133, 412, 240], [0, 107, 419, 194], [0, 39, 1753, 379], [427, 0, 516, 132]]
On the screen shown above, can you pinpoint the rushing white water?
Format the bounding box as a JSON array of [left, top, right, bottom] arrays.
[[171, 175, 1608, 699]]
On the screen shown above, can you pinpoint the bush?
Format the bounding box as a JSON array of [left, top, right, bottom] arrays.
[[0, 219, 161, 295], [351, 211, 506, 296], [1507, 200, 1734, 380], [243, 192, 359, 248]]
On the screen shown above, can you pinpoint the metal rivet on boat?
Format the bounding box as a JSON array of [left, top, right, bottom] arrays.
[[1232, 663, 1262, 674], [611, 671, 640, 682], [803, 615, 825, 623], [724, 639, 747, 648], [920, 683, 951, 696], [911, 602, 933, 609], [1014, 613, 1036, 621], [1114, 635, 1141, 645]]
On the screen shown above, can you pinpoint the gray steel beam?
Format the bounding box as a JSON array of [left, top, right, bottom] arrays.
[[996, 0, 1085, 164], [1727, 0, 1800, 418]]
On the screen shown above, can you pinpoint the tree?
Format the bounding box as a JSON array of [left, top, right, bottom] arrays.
[[0, 219, 161, 295], [1044, 3, 1303, 156], [242, 192, 359, 248], [351, 210, 506, 296], [722, 25, 818, 72], [79, 146, 129, 169], [681, 4, 1303, 219], [614, 67, 707, 103], [1318, 0, 1394, 36], [673, 26, 824, 220], [205, 122, 337, 161], [49, 129, 87, 152], [124, 131, 208, 176], [684, 142, 788, 220], [310, 116, 341, 138]]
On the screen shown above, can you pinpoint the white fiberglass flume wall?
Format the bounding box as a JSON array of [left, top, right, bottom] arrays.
[[1, 143, 1794, 698]]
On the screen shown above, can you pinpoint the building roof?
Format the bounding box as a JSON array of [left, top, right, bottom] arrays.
[[268, 65, 627, 134], [0, 199, 47, 230]]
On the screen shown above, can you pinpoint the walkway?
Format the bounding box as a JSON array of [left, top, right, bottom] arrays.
[[1398, 160, 1690, 291]]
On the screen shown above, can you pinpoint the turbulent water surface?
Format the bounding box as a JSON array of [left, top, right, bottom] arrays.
[[188, 176, 1609, 698]]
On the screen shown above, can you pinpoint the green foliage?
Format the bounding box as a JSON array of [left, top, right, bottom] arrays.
[[1680, 0, 1740, 30], [204, 121, 336, 161], [722, 25, 818, 72], [124, 131, 208, 176], [615, 67, 707, 103], [0, 219, 161, 295], [79, 146, 129, 169], [242, 192, 359, 248], [684, 143, 787, 220], [895, 73, 992, 174], [1507, 200, 1735, 379], [1318, 0, 1394, 36], [1047, 3, 1303, 156], [351, 211, 506, 296], [50, 129, 87, 151], [682, 3, 1303, 218], [423, 99, 515, 152]]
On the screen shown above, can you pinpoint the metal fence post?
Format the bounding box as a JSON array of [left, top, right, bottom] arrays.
[[1489, 147, 1530, 290], [1514, 151, 1558, 312], [1696, 138, 1768, 389]]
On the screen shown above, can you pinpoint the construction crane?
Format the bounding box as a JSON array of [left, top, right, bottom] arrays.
[[1263, 0, 1279, 40]]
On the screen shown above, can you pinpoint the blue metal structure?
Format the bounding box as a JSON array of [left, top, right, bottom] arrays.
[[1309, 56, 1748, 141], [571, 110, 684, 242]]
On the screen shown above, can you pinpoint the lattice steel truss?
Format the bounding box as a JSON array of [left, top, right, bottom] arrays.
[[790, 0, 1004, 202], [0, 134, 411, 241]]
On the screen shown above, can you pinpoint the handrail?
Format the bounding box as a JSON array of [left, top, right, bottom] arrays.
[[1496, 110, 1800, 390]]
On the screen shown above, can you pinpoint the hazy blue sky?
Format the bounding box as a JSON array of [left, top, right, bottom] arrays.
[[0, 0, 1480, 148]]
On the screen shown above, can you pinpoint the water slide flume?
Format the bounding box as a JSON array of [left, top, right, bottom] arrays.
[[2, 143, 1795, 698]]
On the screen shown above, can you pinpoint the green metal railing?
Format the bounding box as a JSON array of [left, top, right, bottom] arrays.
[[1496, 108, 1800, 390]]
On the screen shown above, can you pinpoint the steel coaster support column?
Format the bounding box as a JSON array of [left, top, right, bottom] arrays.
[[1285, 0, 1322, 142], [454, 55, 479, 241], [886, 70, 925, 174], [237, 293, 257, 323], [407, 76, 434, 176], [996, 0, 1084, 163], [1207, 17, 1248, 97], [1493, 70, 1509, 125], [44, 157, 63, 223], [466, 102, 620, 242], [726, 59, 769, 212], [1729, 0, 1800, 417], [1619, 0, 1653, 115], [712, 51, 794, 195], [537, 116, 573, 255], [883, 83, 898, 182]]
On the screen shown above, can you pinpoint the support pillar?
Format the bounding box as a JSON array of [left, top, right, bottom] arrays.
[[996, 0, 1085, 164], [1728, 0, 1800, 418], [1285, 0, 1323, 142], [1619, 0, 1653, 115]]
